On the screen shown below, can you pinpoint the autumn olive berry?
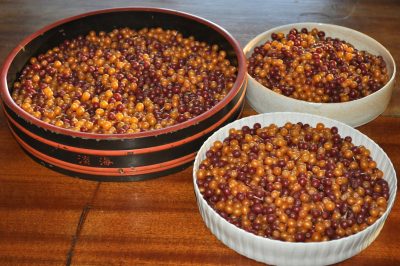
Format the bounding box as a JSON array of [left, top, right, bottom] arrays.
[[12, 27, 237, 134], [247, 28, 389, 103], [197, 122, 389, 242]]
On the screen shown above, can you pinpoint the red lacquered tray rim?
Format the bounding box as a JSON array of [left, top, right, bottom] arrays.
[[12, 128, 197, 176], [4, 81, 246, 155], [0, 7, 246, 140]]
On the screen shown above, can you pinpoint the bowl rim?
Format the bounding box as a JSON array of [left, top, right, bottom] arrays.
[[192, 112, 397, 247], [0, 7, 246, 140], [243, 22, 397, 107]]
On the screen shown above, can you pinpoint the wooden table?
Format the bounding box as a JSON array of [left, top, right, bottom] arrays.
[[0, 0, 399, 265]]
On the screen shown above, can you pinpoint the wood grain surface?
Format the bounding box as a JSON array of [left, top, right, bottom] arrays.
[[0, 0, 399, 265]]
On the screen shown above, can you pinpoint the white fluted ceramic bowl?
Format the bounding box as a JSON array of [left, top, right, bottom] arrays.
[[193, 112, 397, 266], [244, 23, 396, 127]]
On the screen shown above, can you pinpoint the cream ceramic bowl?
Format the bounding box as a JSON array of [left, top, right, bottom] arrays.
[[193, 112, 397, 266], [243, 23, 396, 127]]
